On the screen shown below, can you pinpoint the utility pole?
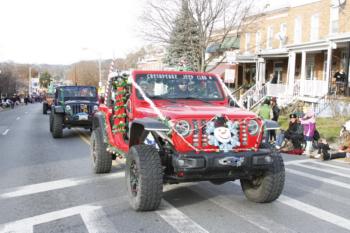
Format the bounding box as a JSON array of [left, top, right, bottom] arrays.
[[28, 67, 32, 95], [98, 58, 102, 87], [75, 64, 77, 85]]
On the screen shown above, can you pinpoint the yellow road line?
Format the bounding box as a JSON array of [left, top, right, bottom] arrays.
[[74, 129, 90, 145], [80, 134, 91, 145]]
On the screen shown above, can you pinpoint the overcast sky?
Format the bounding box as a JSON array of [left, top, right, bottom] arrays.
[[0, 0, 147, 65], [0, 0, 308, 65]]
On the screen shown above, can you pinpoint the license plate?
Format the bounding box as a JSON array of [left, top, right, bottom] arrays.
[[78, 115, 88, 121]]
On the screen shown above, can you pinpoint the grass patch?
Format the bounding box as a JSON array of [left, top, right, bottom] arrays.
[[278, 115, 350, 142]]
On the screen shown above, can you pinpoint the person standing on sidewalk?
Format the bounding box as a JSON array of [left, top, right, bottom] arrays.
[[270, 97, 280, 142], [300, 110, 316, 157], [258, 98, 273, 143], [333, 69, 346, 95]]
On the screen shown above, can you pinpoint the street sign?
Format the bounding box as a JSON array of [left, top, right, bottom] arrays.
[[226, 51, 237, 64], [224, 69, 235, 83]]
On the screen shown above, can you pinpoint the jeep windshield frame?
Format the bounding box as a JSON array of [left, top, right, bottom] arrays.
[[56, 86, 98, 102], [135, 73, 225, 101]]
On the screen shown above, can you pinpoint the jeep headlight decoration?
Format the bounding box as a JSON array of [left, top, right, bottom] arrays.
[[65, 105, 72, 112], [93, 105, 98, 111], [175, 120, 191, 137], [248, 120, 259, 135]]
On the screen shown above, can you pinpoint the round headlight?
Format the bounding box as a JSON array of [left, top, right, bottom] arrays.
[[175, 120, 191, 137], [248, 120, 259, 135], [65, 105, 71, 111], [93, 105, 98, 111]]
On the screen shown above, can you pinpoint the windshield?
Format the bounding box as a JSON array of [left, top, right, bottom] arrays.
[[135, 74, 224, 101], [58, 86, 97, 101]]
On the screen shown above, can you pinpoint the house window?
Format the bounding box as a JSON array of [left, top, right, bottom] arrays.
[[255, 31, 261, 52], [310, 14, 319, 41], [267, 26, 273, 49], [323, 51, 327, 80], [330, 6, 339, 34], [306, 54, 315, 80], [279, 23, 287, 48], [294, 16, 302, 44], [245, 33, 250, 52], [273, 62, 283, 83], [341, 51, 347, 69]]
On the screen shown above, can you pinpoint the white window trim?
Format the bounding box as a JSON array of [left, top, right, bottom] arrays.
[[267, 26, 273, 49], [279, 23, 287, 48], [245, 33, 251, 52], [294, 16, 302, 44], [255, 31, 261, 52], [329, 6, 339, 34], [310, 13, 320, 41]]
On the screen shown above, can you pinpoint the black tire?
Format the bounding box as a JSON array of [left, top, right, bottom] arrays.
[[49, 112, 53, 132], [90, 128, 112, 173], [43, 103, 48, 114], [52, 114, 63, 138], [240, 153, 285, 203], [126, 145, 163, 211]]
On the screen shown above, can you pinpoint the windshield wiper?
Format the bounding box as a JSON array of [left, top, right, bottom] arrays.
[[149, 96, 176, 103], [181, 97, 212, 104]]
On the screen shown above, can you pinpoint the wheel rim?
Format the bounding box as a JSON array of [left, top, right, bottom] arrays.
[[129, 160, 139, 197], [247, 174, 264, 189]]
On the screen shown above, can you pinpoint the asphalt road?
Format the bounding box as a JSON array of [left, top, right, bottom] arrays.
[[1, 103, 350, 233]]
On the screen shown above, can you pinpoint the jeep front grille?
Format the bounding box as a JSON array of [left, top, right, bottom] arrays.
[[70, 104, 93, 115], [200, 120, 208, 147], [197, 119, 244, 149]]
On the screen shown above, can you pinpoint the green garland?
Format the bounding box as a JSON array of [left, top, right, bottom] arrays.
[[110, 76, 129, 134], [113, 113, 127, 119], [100, 113, 125, 157], [114, 104, 127, 111]]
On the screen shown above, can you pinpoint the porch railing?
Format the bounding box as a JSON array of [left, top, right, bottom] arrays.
[[238, 82, 269, 110], [238, 79, 330, 110], [299, 80, 328, 97], [265, 83, 288, 97], [313, 91, 337, 116]]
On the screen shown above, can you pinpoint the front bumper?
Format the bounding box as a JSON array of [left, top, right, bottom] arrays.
[[63, 115, 93, 127], [169, 149, 276, 182]]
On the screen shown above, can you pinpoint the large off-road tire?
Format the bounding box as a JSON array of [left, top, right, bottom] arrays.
[[90, 128, 112, 174], [240, 153, 285, 203], [49, 112, 53, 132], [126, 145, 163, 211], [52, 114, 63, 138], [43, 103, 48, 114]]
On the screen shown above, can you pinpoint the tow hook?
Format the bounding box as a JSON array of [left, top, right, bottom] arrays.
[[218, 157, 244, 167]]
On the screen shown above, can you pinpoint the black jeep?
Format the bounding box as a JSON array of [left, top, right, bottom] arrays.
[[50, 86, 99, 138]]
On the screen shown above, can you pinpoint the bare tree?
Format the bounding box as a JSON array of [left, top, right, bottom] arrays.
[[141, 0, 257, 71], [67, 61, 100, 87]]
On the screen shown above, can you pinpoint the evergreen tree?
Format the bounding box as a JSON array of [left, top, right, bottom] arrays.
[[39, 71, 52, 88], [165, 0, 201, 71]]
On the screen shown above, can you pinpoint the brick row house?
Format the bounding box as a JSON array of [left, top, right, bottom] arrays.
[[228, 0, 350, 109]]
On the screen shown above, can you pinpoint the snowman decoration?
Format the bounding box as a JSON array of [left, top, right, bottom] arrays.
[[207, 118, 240, 153]]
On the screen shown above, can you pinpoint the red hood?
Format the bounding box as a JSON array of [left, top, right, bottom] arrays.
[[136, 102, 257, 120]]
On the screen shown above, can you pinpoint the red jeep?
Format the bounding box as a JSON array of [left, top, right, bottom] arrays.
[[91, 70, 285, 211]]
